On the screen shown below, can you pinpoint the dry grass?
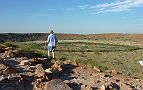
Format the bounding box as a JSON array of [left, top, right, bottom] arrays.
[[3, 39, 143, 79]]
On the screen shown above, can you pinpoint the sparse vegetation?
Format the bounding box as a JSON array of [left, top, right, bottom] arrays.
[[3, 39, 143, 79], [3, 42, 19, 48]]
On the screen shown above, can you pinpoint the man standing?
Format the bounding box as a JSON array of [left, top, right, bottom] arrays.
[[46, 30, 58, 59]]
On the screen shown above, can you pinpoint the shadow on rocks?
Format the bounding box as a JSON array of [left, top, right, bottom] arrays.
[[67, 82, 81, 90], [4, 59, 19, 68], [58, 64, 80, 90], [55, 64, 76, 80]]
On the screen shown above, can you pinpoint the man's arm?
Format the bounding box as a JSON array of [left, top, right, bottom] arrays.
[[47, 35, 50, 43], [45, 35, 49, 44]]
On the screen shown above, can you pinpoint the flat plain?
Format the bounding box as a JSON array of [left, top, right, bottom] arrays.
[[8, 38, 143, 79]]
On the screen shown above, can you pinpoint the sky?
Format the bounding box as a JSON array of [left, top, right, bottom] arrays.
[[0, 0, 143, 34]]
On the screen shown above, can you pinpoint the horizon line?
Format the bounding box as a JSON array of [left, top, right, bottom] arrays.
[[1, 32, 143, 35]]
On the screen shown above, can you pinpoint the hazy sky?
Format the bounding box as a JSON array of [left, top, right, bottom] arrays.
[[0, 0, 143, 34]]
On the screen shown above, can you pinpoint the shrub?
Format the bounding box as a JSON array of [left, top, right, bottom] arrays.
[[4, 42, 19, 48]]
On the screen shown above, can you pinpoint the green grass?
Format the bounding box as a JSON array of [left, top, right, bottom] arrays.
[[57, 41, 143, 78], [2, 42, 19, 48], [2, 40, 143, 79], [57, 42, 141, 52]]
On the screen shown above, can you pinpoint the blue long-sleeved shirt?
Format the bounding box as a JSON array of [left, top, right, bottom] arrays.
[[47, 34, 58, 47]]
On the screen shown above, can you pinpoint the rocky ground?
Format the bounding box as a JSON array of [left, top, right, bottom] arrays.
[[0, 46, 143, 90]]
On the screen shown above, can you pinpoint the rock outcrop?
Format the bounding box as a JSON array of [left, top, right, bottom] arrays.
[[0, 46, 143, 90]]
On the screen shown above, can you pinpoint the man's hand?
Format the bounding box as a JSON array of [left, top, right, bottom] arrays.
[[45, 41, 47, 44]]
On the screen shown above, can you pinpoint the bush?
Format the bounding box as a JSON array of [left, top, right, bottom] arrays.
[[4, 42, 19, 48]]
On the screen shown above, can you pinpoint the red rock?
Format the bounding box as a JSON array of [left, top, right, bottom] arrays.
[[100, 85, 106, 90], [0, 63, 17, 74], [0, 63, 7, 70], [111, 70, 118, 76], [64, 80, 70, 83], [45, 68, 52, 74], [81, 84, 86, 89], [52, 62, 62, 71], [3, 67, 18, 74], [5, 47, 12, 51], [64, 60, 71, 64], [19, 60, 30, 66], [86, 86, 93, 90], [72, 61, 78, 66], [4, 50, 13, 57], [120, 82, 132, 90], [94, 66, 101, 72], [92, 73, 105, 78], [12, 49, 19, 57], [35, 64, 46, 78]]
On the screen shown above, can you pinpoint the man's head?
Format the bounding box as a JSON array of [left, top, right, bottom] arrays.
[[50, 30, 54, 34]]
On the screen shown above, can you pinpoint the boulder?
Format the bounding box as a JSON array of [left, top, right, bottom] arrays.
[[0, 63, 17, 74], [63, 60, 72, 65], [11, 49, 19, 57], [52, 62, 62, 71], [0, 74, 21, 81], [105, 70, 120, 76], [72, 61, 78, 67], [4, 47, 19, 58], [45, 68, 52, 74], [35, 64, 46, 78], [5, 47, 12, 51], [0, 57, 4, 63], [33, 81, 45, 90], [105, 82, 120, 90], [120, 82, 132, 90], [33, 79, 72, 90], [13, 48, 19, 53], [86, 86, 93, 90], [81, 84, 86, 90], [92, 73, 105, 79], [45, 79, 72, 90], [93, 66, 101, 72], [36, 58, 48, 61], [100, 85, 106, 90], [111, 70, 118, 76], [19, 60, 30, 66], [0, 63, 7, 74], [3, 67, 18, 74]]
